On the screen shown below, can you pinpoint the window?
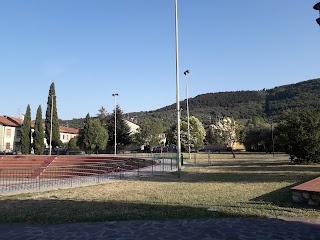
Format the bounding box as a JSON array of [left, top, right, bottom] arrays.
[[5, 143, 10, 150], [16, 130, 21, 137], [6, 129, 11, 138]]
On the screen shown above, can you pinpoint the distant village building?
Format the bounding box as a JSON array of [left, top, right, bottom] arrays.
[[124, 119, 139, 135], [59, 127, 79, 144], [0, 115, 78, 153]]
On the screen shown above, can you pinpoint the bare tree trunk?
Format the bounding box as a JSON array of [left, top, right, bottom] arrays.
[[231, 148, 235, 158]]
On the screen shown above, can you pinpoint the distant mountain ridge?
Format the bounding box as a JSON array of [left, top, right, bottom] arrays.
[[61, 78, 320, 128]]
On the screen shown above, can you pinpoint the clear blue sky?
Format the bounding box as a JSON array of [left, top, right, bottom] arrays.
[[1, 0, 319, 120]]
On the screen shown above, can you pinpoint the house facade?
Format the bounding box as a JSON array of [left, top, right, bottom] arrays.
[[0, 116, 22, 152], [0, 115, 79, 153], [59, 127, 79, 144], [124, 119, 139, 135]]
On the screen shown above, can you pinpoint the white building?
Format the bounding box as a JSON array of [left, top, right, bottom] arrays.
[[59, 127, 79, 144], [124, 119, 139, 135], [0, 116, 22, 152]]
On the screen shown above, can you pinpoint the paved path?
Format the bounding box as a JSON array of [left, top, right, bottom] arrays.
[[0, 217, 319, 240]]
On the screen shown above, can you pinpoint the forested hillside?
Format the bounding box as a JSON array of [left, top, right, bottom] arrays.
[[59, 118, 85, 130], [266, 79, 320, 117], [61, 78, 320, 128]]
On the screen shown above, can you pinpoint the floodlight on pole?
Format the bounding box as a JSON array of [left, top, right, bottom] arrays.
[[174, 0, 182, 178], [112, 93, 119, 155], [314, 2, 320, 26], [49, 95, 55, 156], [184, 70, 191, 160]]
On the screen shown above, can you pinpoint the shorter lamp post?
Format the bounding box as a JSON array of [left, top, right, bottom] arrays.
[[314, 2, 320, 26], [112, 93, 119, 155], [184, 69, 191, 160]]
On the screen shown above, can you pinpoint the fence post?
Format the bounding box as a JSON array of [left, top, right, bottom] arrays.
[[162, 159, 164, 172], [38, 171, 40, 190], [208, 152, 210, 164], [97, 166, 100, 184]]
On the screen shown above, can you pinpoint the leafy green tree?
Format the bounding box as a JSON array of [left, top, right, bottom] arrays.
[[166, 116, 206, 152], [21, 104, 31, 154], [181, 117, 206, 151], [276, 109, 320, 163], [79, 114, 109, 154], [33, 105, 45, 155], [208, 117, 241, 158], [133, 118, 164, 149], [91, 119, 109, 153], [242, 117, 273, 152], [107, 105, 131, 147], [68, 137, 79, 151], [205, 127, 216, 145], [45, 82, 60, 148], [243, 125, 272, 152]]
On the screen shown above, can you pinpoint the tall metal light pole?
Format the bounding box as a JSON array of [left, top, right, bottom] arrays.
[[112, 93, 119, 155], [175, 0, 182, 178], [271, 119, 275, 157], [314, 2, 320, 26], [184, 70, 191, 160], [49, 95, 55, 156]]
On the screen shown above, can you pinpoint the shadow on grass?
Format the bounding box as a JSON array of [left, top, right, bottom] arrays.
[[206, 160, 320, 170], [251, 182, 320, 210], [142, 169, 320, 184], [216, 165, 320, 173], [0, 198, 256, 224]]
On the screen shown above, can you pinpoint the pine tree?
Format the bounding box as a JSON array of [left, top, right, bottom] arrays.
[[107, 105, 131, 147], [45, 82, 60, 148], [33, 105, 44, 155], [21, 104, 32, 154], [96, 106, 108, 127]]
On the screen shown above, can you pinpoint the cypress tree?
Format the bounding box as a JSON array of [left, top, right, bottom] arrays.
[[45, 82, 60, 148], [82, 113, 93, 153], [33, 105, 44, 155], [21, 104, 32, 154]]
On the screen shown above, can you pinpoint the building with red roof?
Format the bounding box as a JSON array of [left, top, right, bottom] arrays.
[[0, 115, 79, 153], [0, 116, 22, 152]]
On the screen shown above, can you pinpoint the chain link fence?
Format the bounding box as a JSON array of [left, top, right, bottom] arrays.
[[0, 154, 178, 194]]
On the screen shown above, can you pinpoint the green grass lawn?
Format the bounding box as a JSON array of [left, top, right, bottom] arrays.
[[0, 153, 319, 224]]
